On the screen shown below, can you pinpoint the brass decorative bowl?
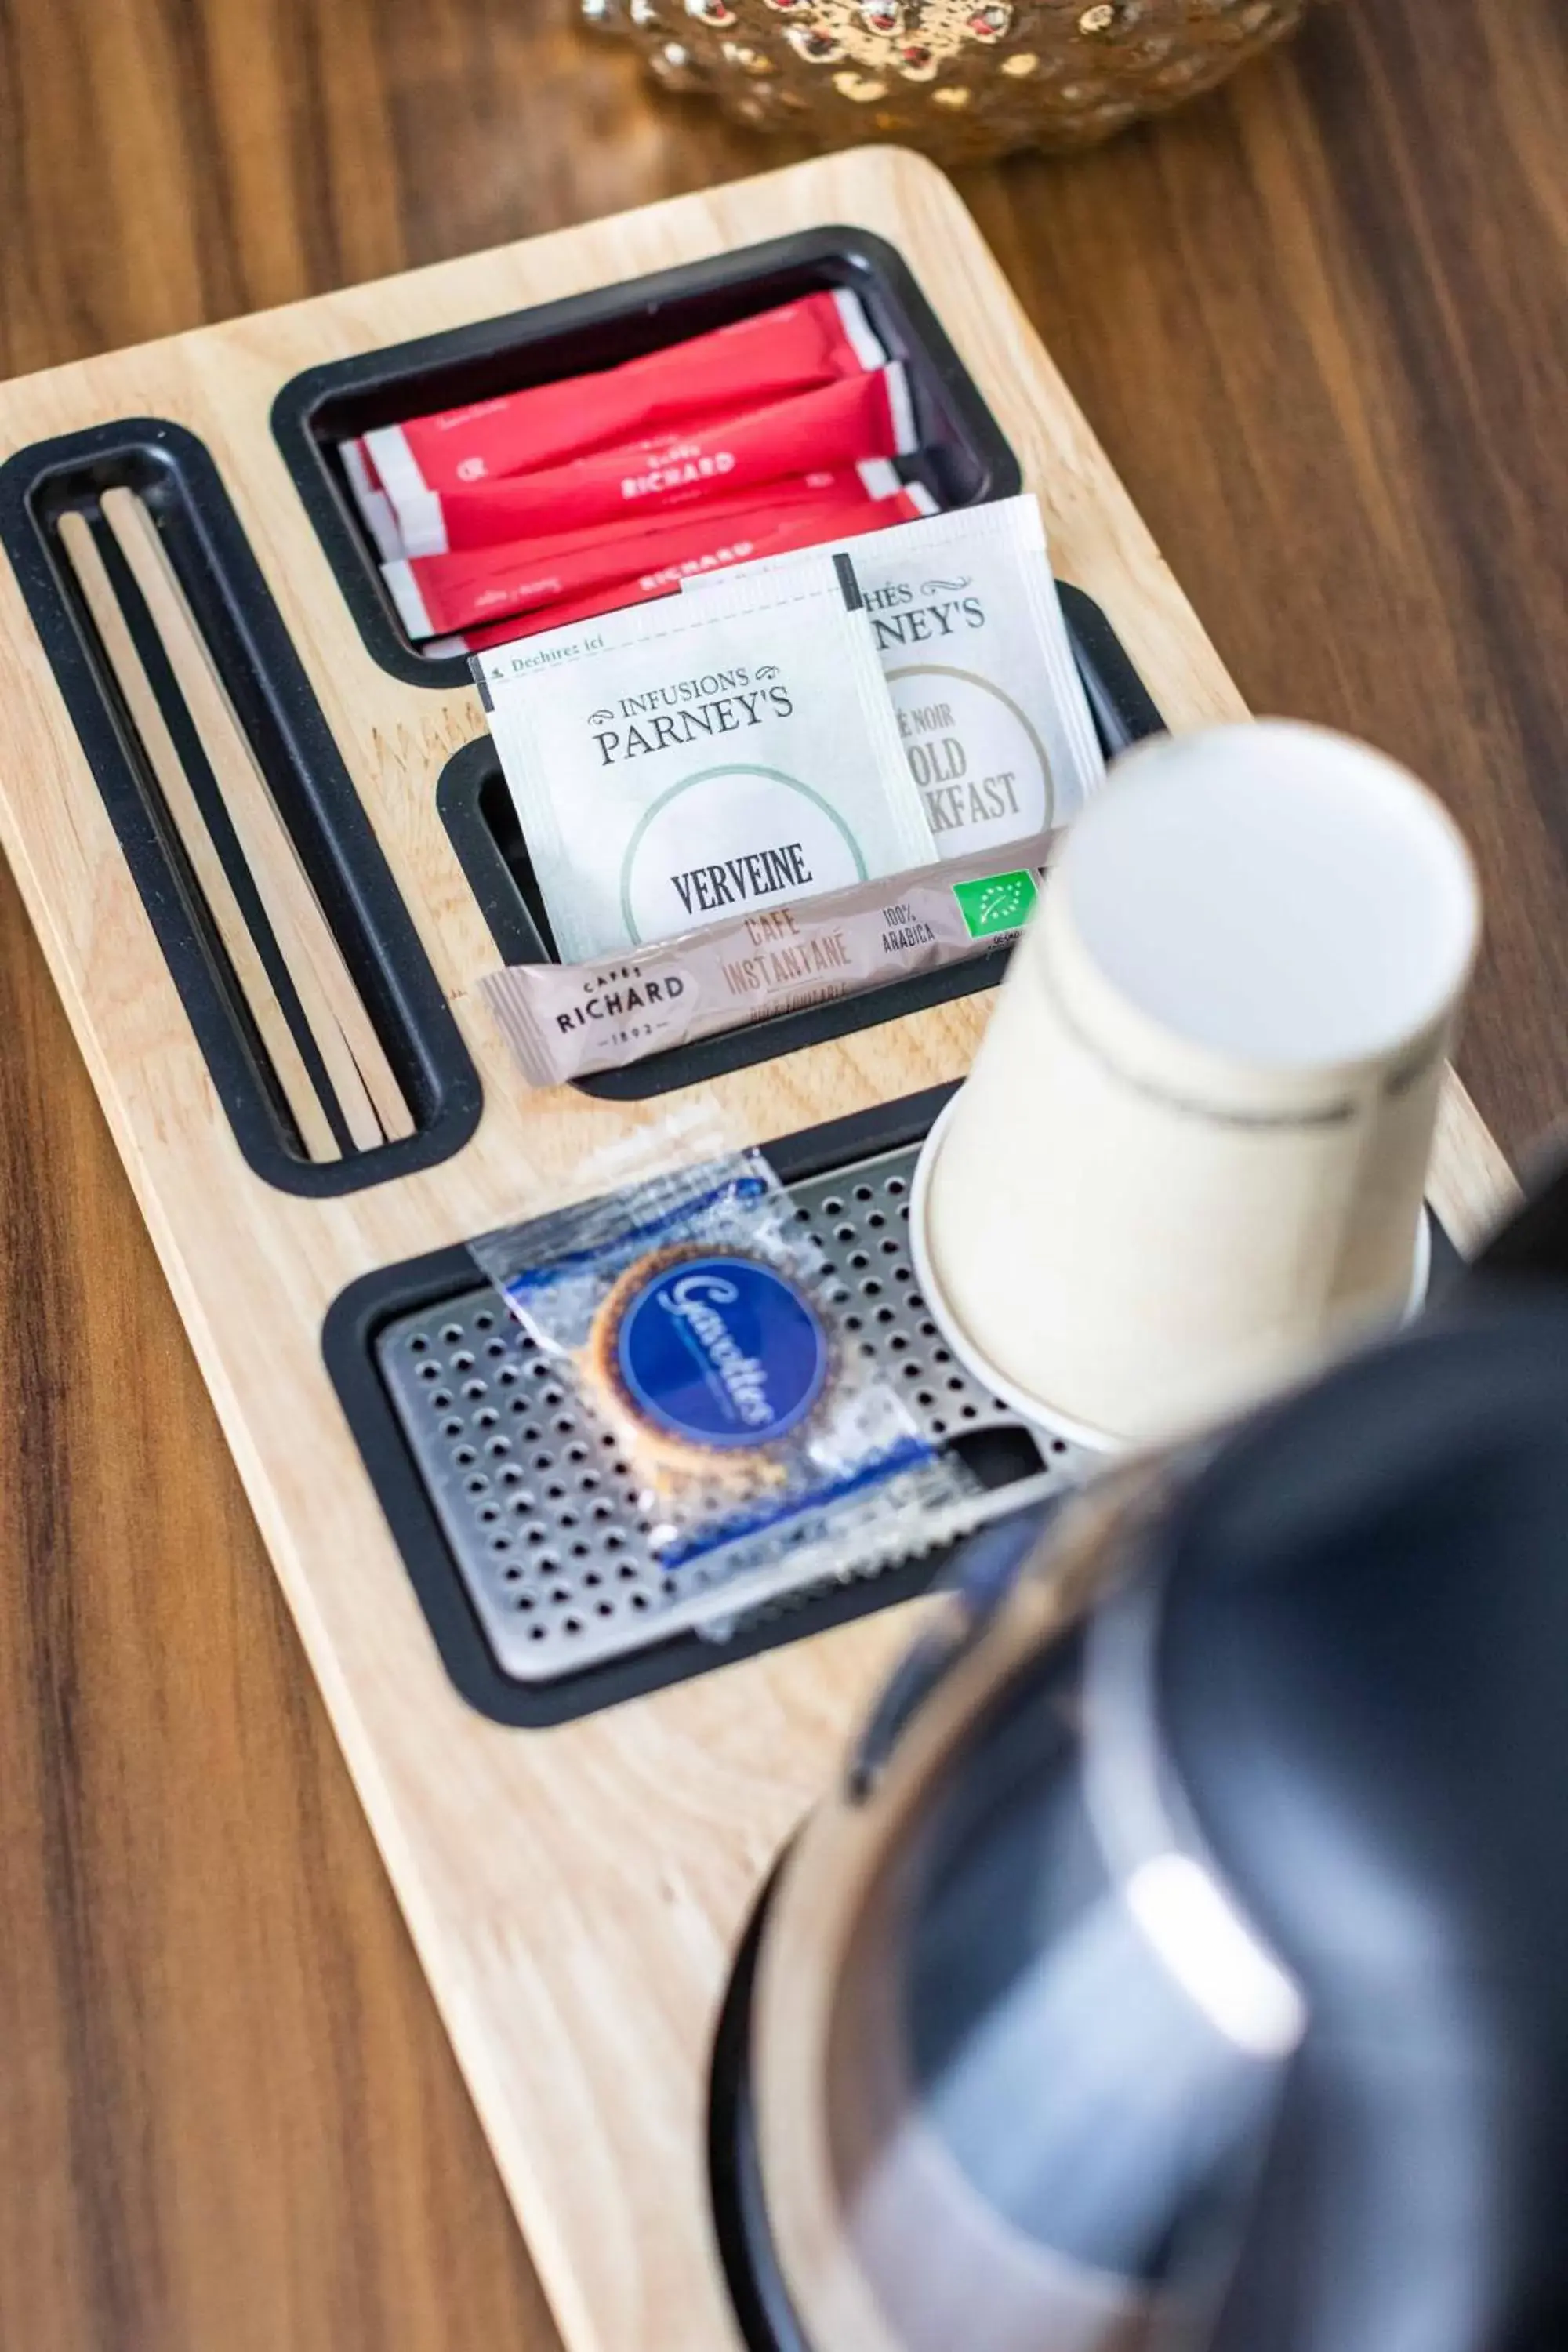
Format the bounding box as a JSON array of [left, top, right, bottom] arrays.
[[584, 0, 1312, 165]]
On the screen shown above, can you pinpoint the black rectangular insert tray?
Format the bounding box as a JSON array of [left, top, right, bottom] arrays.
[[440, 581, 1164, 1100], [0, 419, 481, 1196], [273, 226, 1024, 688]]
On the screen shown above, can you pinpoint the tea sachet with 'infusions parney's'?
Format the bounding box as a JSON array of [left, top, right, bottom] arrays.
[[474, 552, 930, 963]]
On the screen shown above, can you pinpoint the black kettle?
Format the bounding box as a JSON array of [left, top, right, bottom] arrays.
[[711, 1164, 1568, 2352]]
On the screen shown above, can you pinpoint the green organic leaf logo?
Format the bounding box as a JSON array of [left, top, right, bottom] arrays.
[[951, 869, 1038, 939]]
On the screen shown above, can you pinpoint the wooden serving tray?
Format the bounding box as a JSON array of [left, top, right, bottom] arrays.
[[0, 150, 1516, 2352]]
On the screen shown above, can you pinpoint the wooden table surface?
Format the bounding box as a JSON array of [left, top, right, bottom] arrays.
[[0, 2, 1563, 2345]]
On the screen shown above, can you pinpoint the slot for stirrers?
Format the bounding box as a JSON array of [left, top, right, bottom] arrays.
[[99, 488, 415, 1147], [1, 412, 481, 1194], [58, 510, 344, 1163]]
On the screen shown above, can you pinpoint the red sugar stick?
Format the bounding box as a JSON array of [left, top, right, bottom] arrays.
[[363, 289, 886, 505], [386, 464, 933, 640], [388, 367, 918, 557], [441, 491, 926, 653]]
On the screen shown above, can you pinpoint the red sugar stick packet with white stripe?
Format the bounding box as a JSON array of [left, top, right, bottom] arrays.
[[361, 289, 886, 505], [387, 367, 918, 557], [427, 485, 938, 654], [425, 487, 931, 654], [375, 456, 803, 588], [385, 464, 935, 641]]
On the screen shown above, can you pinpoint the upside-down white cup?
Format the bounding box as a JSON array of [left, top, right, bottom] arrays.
[[916, 722, 1481, 1450]]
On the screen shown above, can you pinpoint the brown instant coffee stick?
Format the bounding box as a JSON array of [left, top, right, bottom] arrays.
[[479, 834, 1058, 1087], [59, 510, 341, 1163], [100, 489, 414, 1145]]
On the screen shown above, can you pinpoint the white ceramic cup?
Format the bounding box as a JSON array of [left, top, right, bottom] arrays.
[[916, 721, 1481, 1450]]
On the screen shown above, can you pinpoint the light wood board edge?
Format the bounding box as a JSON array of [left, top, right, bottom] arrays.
[[0, 150, 1519, 2352], [1432, 1067, 1521, 1252]]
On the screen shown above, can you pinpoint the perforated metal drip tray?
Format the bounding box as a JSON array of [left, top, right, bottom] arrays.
[[325, 1087, 1094, 1726], [381, 1145, 1087, 1681]]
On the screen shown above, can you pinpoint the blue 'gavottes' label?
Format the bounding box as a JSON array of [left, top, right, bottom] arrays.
[[615, 1253, 829, 1449]]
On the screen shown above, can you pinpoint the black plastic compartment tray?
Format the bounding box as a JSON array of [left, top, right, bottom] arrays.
[[439, 582, 1165, 1101], [0, 419, 481, 1195], [273, 226, 1023, 688], [325, 1084, 1076, 1727]]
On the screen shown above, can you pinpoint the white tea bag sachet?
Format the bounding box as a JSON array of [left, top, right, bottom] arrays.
[[684, 495, 1105, 861], [474, 554, 928, 962]]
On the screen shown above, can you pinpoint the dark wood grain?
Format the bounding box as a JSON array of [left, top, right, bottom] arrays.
[[0, 2, 1564, 2345]]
